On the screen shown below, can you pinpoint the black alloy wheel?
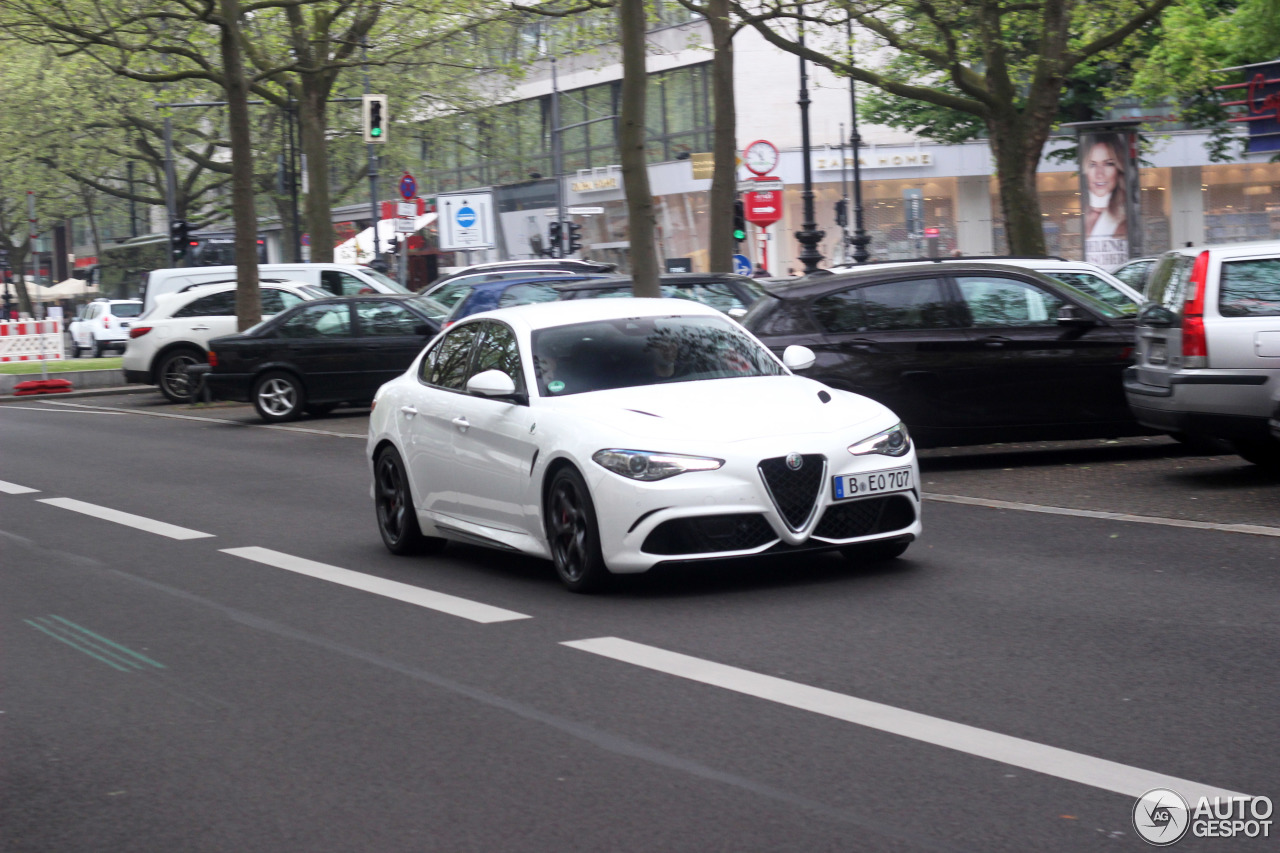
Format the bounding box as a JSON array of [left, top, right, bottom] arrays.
[[840, 537, 911, 564], [251, 370, 306, 423], [546, 467, 609, 592], [157, 348, 205, 403], [374, 448, 446, 555]]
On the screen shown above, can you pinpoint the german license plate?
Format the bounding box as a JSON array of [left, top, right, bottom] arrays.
[[1147, 342, 1167, 365], [833, 467, 913, 500]]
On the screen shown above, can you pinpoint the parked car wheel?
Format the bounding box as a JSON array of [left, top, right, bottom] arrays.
[[252, 370, 306, 423], [92, 338, 105, 358], [545, 466, 609, 592], [841, 538, 911, 564], [1231, 439, 1280, 474], [375, 448, 446, 555], [156, 348, 205, 403]]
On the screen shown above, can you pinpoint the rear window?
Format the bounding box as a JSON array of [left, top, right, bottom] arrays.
[[1219, 258, 1280, 317], [110, 303, 143, 317], [1146, 254, 1194, 311]]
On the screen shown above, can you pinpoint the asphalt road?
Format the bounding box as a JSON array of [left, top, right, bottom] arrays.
[[2, 392, 1277, 852]]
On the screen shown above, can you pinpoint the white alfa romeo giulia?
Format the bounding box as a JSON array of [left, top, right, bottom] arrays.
[[367, 299, 921, 591]]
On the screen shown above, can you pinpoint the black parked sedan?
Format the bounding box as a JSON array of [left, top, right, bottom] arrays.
[[205, 296, 440, 423], [555, 272, 768, 317], [740, 262, 1145, 445]]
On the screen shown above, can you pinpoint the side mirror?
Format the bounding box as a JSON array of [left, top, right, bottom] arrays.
[[1137, 303, 1177, 328], [1056, 304, 1095, 326], [466, 369, 518, 398], [782, 344, 816, 371]]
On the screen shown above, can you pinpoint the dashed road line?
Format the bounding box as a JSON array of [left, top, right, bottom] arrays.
[[0, 479, 39, 494], [37, 497, 215, 540], [924, 493, 1280, 538], [221, 546, 531, 624], [563, 636, 1249, 803]]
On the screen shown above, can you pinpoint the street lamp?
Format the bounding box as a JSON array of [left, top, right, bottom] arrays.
[[846, 17, 870, 264], [794, 4, 825, 274]]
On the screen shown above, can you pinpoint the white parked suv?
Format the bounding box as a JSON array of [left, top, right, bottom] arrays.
[[1124, 241, 1280, 471], [68, 298, 144, 357], [123, 280, 327, 401]]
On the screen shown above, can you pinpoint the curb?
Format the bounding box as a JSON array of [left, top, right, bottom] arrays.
[[0, 368, 136, 397], [0, 384, 150, 404]]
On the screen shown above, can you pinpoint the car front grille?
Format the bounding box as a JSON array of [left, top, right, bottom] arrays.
[[813, 495, 916, 540], [758, 454, 826, 531], [642, 514, 777, 555]]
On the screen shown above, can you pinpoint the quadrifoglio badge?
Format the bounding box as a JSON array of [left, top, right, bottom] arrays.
[[1133, 789, 1273, 845]]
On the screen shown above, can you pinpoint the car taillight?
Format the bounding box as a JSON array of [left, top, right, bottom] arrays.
[[207, 351, 218, 366], [103, 315, 111, 328], [129, 326, 152, 339], [1182, 250, 1210, 367]]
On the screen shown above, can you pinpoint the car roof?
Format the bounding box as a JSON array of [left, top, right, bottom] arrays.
[[433, 259, 616, 282], [769, 261, 1065, 297], [554, 272, 757, 292], [465, 274, 601, 292], [460, 296, 724, 331], [1164, 239, 1280, 258]]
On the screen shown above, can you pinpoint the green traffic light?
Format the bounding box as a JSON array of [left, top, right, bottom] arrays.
[[370, 127, 382, 137], [733, 229, 746, 241]]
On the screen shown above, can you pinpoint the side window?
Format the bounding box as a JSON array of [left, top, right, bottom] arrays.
[[319, 270, 343, 296], [811, 289, 865, 333], [338, 273, 373, 295], [1219, 259, 1280, 317], [957, 276, 1065, 327], [277, 303, 352, 338], [1115, 261, 1153, 291], [261, 289, 304, 314], [472, 323, 525, 393], [496, 282, 560, 308], [356, 300, 420, 336], [173, 291, 236, 318], [860, 279, 953, 330], [1147, 255, 1193, 311], [423, 324, 481, 390], [1049, 272, 1136, 312], [429, 281, 474, 309]]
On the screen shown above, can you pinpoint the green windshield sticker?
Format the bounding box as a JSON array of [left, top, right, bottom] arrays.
[[547, 380, 565, 393]]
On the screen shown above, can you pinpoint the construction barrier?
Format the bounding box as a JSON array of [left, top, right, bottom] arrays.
[[0, 320, 64, 363]]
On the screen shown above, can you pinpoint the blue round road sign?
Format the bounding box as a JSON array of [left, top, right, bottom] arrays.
[[732, 253, 752, 276], [456, 206, 477, 228], [399, 173, 417, 200]]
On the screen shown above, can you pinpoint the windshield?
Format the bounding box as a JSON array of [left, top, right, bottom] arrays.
[[357, 268, 410, 293], [408, 295, 450, 322], [1044, 271, 1138, 315], [530, 314, 785, 397]]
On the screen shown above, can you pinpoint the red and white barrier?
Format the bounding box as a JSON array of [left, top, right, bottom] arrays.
[[0, 320, 64, 362]]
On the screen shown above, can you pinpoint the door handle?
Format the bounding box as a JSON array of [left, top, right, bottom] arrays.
[[978, 336, 1011, 348], [191, 325, 210, 331], [400, 406, 418, 417], [840, 338, 877, 351], [451, 417, 470, 432]]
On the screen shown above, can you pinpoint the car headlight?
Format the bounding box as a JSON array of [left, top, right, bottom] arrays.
[[592, 449, 724, 481], [848, 423, 911, 457]]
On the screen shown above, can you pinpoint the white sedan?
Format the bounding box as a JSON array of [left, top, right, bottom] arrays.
[[367, 299, 922, 591]]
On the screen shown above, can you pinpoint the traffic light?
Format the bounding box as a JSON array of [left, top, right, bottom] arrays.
[[732, 199, 746, 244], [362, 94, 388, 143], [548, 221, 563, 256], [170, 220, 189, 259], [567, 222, 583, 254], [835, 198, 848, 227]]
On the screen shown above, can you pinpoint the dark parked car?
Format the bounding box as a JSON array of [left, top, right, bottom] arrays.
[[555, 272, 769, 317], [422, 274, 611, 325], [740, 262, 1146, 445], [204, 296, 441, 423], [421, 260, 616, 308], [1111, 257, 1159, 295]]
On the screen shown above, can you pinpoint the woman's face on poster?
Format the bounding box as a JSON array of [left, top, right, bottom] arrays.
[[1085, 141, 1121, 198]]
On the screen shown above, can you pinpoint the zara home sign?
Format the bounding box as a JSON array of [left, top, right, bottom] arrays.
[[813, 145, 934, 171]]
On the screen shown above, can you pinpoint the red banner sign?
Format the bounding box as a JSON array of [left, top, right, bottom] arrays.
[[743, 190, 782, 227]]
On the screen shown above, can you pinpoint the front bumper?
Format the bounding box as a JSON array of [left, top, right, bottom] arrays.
[[588, 445, 922, 574]]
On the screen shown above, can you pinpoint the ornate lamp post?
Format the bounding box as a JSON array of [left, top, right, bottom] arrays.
[[794, 4, 825, 274], [847, 17, 870, 264]]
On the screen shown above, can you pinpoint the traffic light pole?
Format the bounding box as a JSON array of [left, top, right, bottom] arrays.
[[163, 116, 178, 266], [362, 40, 381, 268]]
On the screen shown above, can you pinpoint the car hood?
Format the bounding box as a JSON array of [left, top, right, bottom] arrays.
[[540, 375, 893, 444]]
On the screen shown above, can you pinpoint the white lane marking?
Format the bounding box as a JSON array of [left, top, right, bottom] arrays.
[[34, 400, 363, 438], [0, 405, 127, 415], [924, 493, 1280, 538], [0, 479, 39, 495], [220, 546, 530, 624], [563, 637, 1249, 803], [37, 497, 215, 540]]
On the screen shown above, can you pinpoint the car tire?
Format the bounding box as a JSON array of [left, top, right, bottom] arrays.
[[156, 348, 205, 403], [545, 466, 609, 593], [374, 448, 446, 556], [92, 339, 104, 358], [252, 370, 306, 423], [840, 538, 911, 564], [1231, 439, 1280, 474]]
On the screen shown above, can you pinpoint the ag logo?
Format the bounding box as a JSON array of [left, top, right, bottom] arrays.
[[1134, 788, 1190, 846]]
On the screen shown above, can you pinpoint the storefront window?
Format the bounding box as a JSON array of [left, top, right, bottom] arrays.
[[1203, 164, 1280, 244]]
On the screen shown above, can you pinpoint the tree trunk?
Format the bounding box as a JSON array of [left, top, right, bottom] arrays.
[[299, 79, 334, 263], [219, 0, 262, 330], [987, 114, 1048, 257], [618, 0, 660, 297], [706, 0, 736, 273]]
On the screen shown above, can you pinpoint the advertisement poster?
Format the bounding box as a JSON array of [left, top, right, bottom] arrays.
[[1080, 130, 1140, 268]]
